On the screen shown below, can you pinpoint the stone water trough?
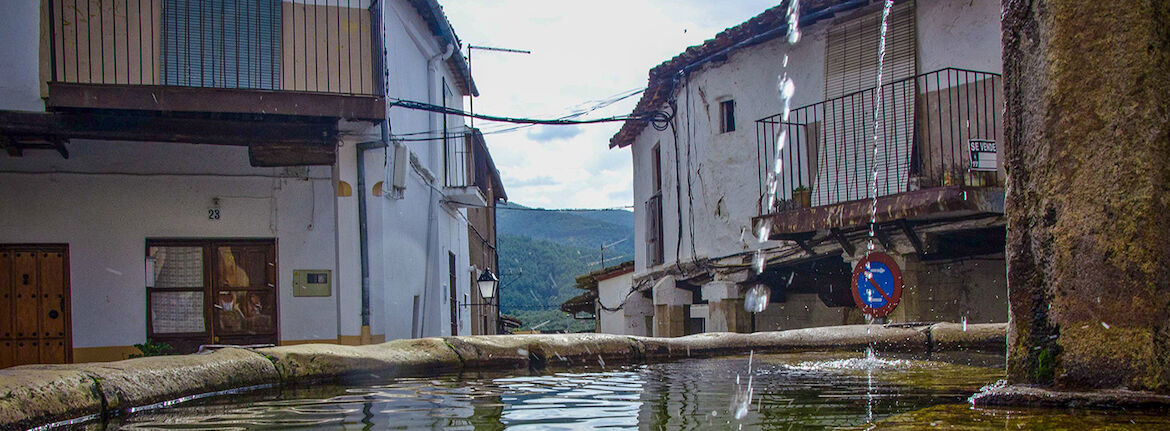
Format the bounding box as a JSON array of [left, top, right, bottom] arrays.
[[0, 323, 1001, 430]]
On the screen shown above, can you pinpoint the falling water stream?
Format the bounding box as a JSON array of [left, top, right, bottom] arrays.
[[743, 0, 897, 425]]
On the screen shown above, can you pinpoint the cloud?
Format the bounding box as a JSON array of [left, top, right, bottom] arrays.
[[507, 176, 559, 187], [525, 125, 584, 142], [443, 0, 779, 208]]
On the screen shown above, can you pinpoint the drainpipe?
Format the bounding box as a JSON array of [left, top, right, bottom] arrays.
[[418, 43, 454, 337], [428, 43, 455, 174], [355, 141, 385, 344], [353, 0, 390, 344]]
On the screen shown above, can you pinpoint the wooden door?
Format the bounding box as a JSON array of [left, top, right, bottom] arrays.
[[147, 239, 277, 354], [210, 242, 277, 347], [0, 245, 72, 368], [449, 252, 458, 336]]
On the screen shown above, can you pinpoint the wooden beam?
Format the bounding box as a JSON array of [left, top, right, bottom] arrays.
[[0, 111, 337, 147], [48, 83, 386, 121]]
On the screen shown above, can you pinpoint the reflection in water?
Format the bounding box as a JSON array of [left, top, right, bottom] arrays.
[[71, 351, 1166, 430]]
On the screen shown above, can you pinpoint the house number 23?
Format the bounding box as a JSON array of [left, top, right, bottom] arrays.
[[208, 209, 221, 220]]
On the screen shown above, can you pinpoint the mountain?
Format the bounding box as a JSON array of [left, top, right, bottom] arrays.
[[495, 202, 634, 332]]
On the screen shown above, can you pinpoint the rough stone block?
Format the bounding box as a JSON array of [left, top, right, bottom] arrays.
[[0, 367, 102, 431], [257, 338, 461, 383]]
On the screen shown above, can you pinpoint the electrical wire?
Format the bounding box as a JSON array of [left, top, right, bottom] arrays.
[[389, 98, 657, 126]]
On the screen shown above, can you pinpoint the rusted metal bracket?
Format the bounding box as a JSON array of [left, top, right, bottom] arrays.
[[50, 139, 69, 159], [875, 225, 895, 251], [830, 228, 855, 256], [900, 221, 926, 258]]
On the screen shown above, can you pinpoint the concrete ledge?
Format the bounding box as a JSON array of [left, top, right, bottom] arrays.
[[77, 348, 280, 412], [443, 333, 644, 369], [0, 368, 103, 431], [636, 324, 932, 359], [929, 322, 1006, 352], [257, 338, 461, 383], [971, 384, 1170, 409], [0, 323, 1005, 430]]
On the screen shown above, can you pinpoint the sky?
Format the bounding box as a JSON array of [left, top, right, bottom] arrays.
[[442, 0, 779, 209]]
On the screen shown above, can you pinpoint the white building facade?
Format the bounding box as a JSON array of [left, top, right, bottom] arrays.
[[613, 0, 1007, 336], [0, 0, 497, 365]]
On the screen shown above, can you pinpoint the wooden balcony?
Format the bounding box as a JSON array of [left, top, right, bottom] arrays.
[[42, 0, 383, 120]]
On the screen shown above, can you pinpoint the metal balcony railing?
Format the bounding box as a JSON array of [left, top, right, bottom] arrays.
[[755, 68, 1004, 215], [47, 0, 377, 95]]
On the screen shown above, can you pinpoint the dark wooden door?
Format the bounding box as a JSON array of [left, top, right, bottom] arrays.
[[449, 252, 458, 335], [0, 245, 72, 368], [211, 242, 277, 346], [147, 240, 276, 354]]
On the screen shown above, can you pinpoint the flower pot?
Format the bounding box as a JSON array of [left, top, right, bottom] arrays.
[[792, 189, 812, 208]]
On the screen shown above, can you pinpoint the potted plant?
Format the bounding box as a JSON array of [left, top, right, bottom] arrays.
[[792, 186, 812, 208]]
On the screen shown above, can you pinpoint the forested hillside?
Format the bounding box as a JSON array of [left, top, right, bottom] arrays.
[[496, 203, 634, 332]]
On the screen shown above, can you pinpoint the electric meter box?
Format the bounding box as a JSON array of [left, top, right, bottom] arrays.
[[292, 270, 332, 297]]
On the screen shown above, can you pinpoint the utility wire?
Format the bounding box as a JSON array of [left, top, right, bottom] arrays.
[[389, 98, 665, 126]]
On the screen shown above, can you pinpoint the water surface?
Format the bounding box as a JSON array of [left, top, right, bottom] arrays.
[[69, 351, 1168, 430]]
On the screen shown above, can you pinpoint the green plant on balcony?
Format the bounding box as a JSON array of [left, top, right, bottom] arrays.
[[792, 186, 812, 208]]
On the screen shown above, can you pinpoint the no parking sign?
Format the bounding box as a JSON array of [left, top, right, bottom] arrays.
[[851, 253, 903, 318]]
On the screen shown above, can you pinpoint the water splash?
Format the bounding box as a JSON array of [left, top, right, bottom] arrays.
[[752, 0, 802, 278], [744, 285, 770, 313], [731, 351, 755, 420]]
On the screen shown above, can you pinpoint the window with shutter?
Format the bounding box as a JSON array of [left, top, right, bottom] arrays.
[[162, 0, 281, 90], [813, 1, 916, 205]]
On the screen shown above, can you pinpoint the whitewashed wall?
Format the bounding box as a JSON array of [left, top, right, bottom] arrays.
[[0, 141, 339, 348], [629, 0, 1003, 277]]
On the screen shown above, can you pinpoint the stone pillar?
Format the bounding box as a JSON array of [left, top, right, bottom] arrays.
[[1003, 0, 1170, 392], [652, 276, 689, 337], [702, 281, 751, 333]]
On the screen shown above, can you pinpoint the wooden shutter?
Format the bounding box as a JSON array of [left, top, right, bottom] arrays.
[[814, 1, 917, 205], [163, 0, 281, 89], [646, 195, 663, 267], [824, 2, 916, 99]]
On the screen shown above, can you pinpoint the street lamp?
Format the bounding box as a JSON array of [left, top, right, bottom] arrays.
[[477, 269, 499, 300]]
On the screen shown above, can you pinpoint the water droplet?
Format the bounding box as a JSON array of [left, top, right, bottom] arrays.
[[778, 77, 796, 101], [1101, 322, 1110, 329], [745, 285, 770, 313]]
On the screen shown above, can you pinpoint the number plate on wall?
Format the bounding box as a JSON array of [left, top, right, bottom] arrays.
[[292, 270, 332, 297]]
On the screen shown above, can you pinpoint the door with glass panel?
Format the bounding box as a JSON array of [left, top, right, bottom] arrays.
[[146, 240, 277, 354]]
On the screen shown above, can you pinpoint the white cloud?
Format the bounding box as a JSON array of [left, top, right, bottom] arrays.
[[442, 0, 779, 208]]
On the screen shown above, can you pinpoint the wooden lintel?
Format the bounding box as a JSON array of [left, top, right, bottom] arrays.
[[0, 111, 337, 147], [48, 83, 386, 121]]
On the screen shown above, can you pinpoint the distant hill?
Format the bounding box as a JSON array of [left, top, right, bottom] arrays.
[[496, 203, 634, 332]]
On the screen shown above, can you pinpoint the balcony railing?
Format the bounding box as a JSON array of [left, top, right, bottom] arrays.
[[755, 68, 1003, 215], [46, 0, 376, 95]]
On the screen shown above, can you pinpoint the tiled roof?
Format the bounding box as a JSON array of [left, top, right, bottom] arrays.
[[609, 0, 864, 148]]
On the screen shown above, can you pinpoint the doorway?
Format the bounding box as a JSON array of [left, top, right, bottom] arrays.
[[146, 239, 278, 354], [0, 245, 72, 368]]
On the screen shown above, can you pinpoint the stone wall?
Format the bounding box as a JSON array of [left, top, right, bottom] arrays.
[[1002, 0, 1170, 392]]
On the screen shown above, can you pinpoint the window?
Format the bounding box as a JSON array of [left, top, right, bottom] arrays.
[[162, 0, 281, 89], [647, 145, 664, 266], [719, 99, 736, 133]]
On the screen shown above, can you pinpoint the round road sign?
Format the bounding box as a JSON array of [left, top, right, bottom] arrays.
[[851, 252, 903, 318]]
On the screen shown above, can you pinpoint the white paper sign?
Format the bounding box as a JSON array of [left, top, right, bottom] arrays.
[[969, 139, 998, 171]]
